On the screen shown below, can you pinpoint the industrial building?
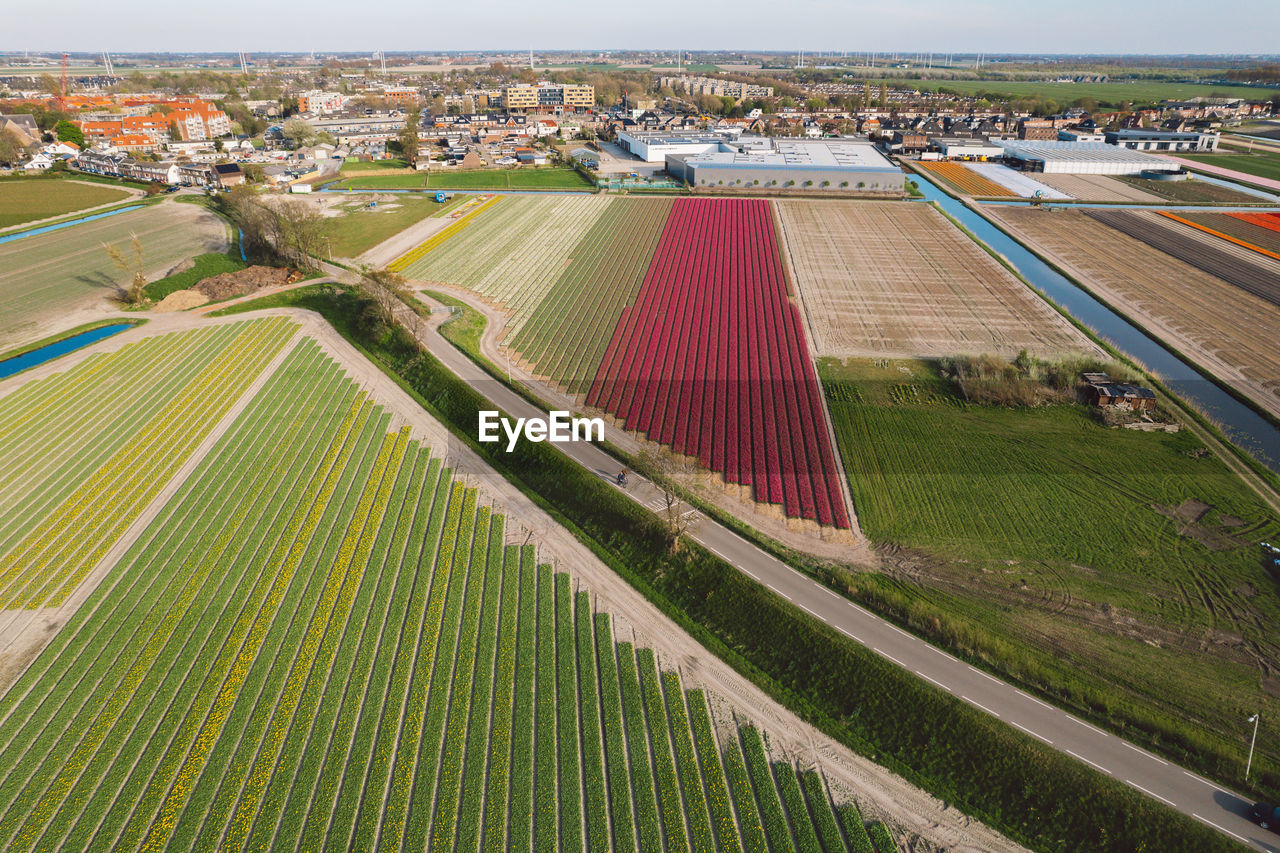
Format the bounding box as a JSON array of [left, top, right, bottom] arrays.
[[500, 84, 594, 111], [615, 130, 726, 162], [931, 138, 1005, 160], [995, 140, 1179, 175], [1104, 129, 1219, 152], [665, 138, 904, 193]]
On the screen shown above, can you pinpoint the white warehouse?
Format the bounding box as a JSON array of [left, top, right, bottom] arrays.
[[996, 140, 1180, 175], [615, 130, 725, 163]]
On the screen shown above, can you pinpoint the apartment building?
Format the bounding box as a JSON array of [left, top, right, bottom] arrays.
[[500, 83, 594, 111]]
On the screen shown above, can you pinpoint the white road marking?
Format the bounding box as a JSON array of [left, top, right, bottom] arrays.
[[1124, 742, 1167, 765], [1065, 749, 1110, 775], [1015, 689, 1056, 711], [961, 696, 1000, 718], [837, 626, 863, 643], [798, 603, 821, 619], [770, 586, 792, 602], [1192, 814, 1250, 844], [967, 665, 1002, 685], [1070, 717, 1111, 738], [1126, 780, 1176, 807], [1183, 771, 1233, 797], [915, 670, 950, 691], [1009, 720, 1053, 744], [823, 587, 841, 599], [875, 648, 907, 668]]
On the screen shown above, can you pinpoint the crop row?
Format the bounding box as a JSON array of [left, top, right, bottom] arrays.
[[915, 161, 1018, 198], [509, 197, 674, 394], [386, 196, 503, 272], [398, 195, 611, 337], [0, 317, 298, 609], [586, 198, 850, 528], [0, 325, 244, 548], [0, 331, 890, 851]]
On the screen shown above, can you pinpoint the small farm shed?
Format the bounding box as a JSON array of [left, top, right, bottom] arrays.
[[1082, 372, 1156, 411]]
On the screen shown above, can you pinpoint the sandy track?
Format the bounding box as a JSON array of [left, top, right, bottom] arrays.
[[986, 206, 1280, 422], [0, 305, 1022, 851], [1029, 174, 1165, 203], [776, 200, 1100, 361]]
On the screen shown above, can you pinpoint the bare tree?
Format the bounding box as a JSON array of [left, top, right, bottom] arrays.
[[356, 264, 409, 324], [637, 446, 699, 549], [271, 199, 326, 271], [104, 234, 148, 304]]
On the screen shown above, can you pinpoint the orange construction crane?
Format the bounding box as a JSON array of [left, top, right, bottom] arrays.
[[56, 52, 68, 110]]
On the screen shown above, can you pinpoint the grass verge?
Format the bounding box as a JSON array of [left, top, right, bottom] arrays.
[[213, 283, 1241, 853]]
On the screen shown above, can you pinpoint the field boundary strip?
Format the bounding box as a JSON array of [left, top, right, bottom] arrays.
[[387, 196, 502, 273], [1158, 210, 1280, 262]]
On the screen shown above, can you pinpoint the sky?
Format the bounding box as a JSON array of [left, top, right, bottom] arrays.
[[5, 0, 1280, 55]]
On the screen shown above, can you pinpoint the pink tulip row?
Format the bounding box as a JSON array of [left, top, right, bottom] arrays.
[[587, 198, 849, 529]]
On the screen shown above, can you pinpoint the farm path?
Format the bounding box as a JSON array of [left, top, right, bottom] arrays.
[[0, 181, 147, 237], [356, 206, 453, 269], [344, 293, 1025, 853], [400, 283, 1278, 853], [0, 314, 303, 695], [417, 281, 867, 560]]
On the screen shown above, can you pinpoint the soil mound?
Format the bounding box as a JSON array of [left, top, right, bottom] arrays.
[[152, 289, 210, 312], [195, 266, 303, 301]]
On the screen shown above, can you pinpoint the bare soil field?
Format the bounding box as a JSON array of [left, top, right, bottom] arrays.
[[987, 206, 1280, 422], [0, 201, 228, 348], [1173, 211, 1280, 256], [1085, 208, 1280, 307], [1029, 174, 1165, 203], [775, 200, 1099, 360]]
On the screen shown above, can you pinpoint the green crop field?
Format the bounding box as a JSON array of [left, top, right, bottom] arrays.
[[510, 196, 673, 393], [0, 318, 296, 609], [333, 174, 427, 189], [0, 201, 229, 347], [822, 357, 1280, 779], [425, 168, 595, 190], [339, 157, 409, 172], [319, 194, 452, 259], [398, 194, 611, 335], [1118, 175, 1265, 204], [0, 180, 133, 230], [0, 325, 893, 853], [1181, 151, 1280, 183], [894, 77, 1274, 106]]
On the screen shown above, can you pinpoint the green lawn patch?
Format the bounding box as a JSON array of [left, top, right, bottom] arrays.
[[1181, 150, 1280, 182], [823, 356, 1280, 794], [213, 283, 1245, 852], [143, 252, 246, 301], [340, 157, 409, 172], [424, 168, 594, 190], [893, 76, 1273, 107], [0, 180, 132, 229], [318, 195, 446, 258], [334, 174, 428, 190]]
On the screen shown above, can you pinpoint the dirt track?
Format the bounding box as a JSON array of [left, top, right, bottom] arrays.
[[987, 206, 1280, 422], [0, 306, 1024, 852], [775, 200, 1099, 361]]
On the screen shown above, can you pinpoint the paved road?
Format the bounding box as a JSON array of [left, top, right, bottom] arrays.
[[405, 296, 1274, 852]]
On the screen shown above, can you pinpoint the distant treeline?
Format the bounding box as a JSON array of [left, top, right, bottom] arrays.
[[1227, 64, 1280, 84]]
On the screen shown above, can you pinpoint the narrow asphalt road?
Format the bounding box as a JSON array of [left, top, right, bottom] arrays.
[[405, 296, 1276, 852]]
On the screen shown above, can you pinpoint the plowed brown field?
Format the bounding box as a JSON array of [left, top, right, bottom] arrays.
[[775, 201, 1098, 359], [1029, 174, 1165, 203], [987, 206, 1280, 421]]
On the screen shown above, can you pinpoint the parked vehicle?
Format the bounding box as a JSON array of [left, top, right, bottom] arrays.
[[1250, 802, 1280, 832]]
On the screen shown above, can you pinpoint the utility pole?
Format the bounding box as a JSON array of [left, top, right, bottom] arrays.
[[1247, 714, 1260, 780]]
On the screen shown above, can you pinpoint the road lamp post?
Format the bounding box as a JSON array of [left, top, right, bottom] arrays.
[[1248, 714, 1260, 781]]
